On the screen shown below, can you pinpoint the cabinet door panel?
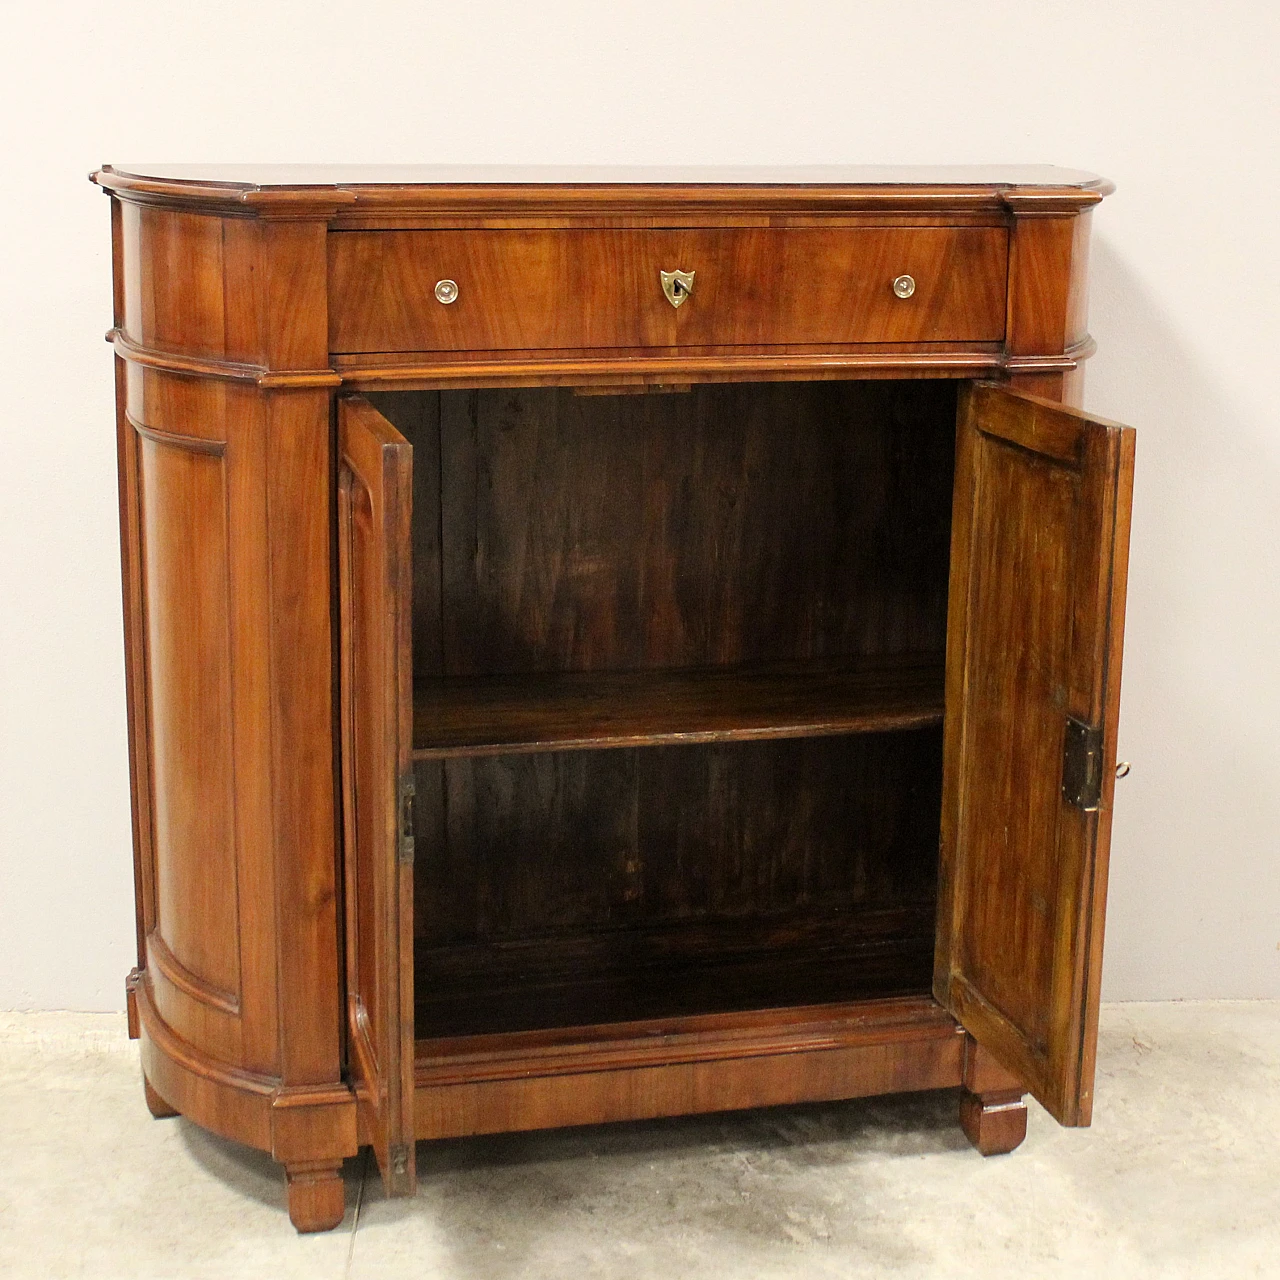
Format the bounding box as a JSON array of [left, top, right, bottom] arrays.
[[338, 396, 416, 1194], [936, 383, 1134, 1126]]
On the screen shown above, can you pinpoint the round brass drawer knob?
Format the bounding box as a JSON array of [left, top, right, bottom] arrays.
[[892, 274, 916, 299], [434, 279, 460, 305]]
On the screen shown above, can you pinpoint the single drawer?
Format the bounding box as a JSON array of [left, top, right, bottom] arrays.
[[327, 226, 1008, 354]]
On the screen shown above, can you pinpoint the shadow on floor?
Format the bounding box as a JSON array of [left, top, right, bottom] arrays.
[[348, 1087, 972, 1279], [178, 1117, 366, 1220]]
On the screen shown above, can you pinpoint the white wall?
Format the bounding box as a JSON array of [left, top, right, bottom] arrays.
[[2, 0, 1277, 1010]]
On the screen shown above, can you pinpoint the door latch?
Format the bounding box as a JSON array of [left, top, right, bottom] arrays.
[[397, 770, 416, 865], [1062, 717, 1105, 811]]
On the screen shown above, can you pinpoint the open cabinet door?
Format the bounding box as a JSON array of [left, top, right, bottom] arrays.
[[936, 383, 1135, 1127], [337, 396, 416, 1195]]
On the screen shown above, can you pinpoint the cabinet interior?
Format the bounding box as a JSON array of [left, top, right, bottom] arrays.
[[368, 379, 958, 1042]]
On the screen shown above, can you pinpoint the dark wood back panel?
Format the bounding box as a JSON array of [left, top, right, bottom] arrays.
[[419, 729, 941, 940], [413, 727, 943, 1034], [383, 378, 958, 1035], [388, 380, 957, 678]]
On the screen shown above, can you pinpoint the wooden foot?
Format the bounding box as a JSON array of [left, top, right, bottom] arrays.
[[959, 1032, 1027, 1155], [285, 1161, 346, 1233], [959, 1088, 1028, 1155], [143, 1075, 179, 1119]]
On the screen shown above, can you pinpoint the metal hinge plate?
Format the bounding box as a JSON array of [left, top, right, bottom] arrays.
[[1062, 717, 1105, 811], [397, 770, 416, 865], [388, 1141, 413, 1194]]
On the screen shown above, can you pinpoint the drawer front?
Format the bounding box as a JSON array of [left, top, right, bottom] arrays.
[[328, 226, 1008, 355], [672, 227, 1008, 346], [329, 230, 678, 353]]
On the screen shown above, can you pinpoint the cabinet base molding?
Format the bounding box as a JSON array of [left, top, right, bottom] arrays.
[[128, 969, 358, 1168], [416, 996, 968, 1140]]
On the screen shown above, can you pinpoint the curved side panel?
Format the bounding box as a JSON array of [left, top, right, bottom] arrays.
[[137, 425, 243, 1011], [111, 189, 351, 1190], [122, 366, 284, 1078], [1006, 208, 1095, 359], [134, 972, 275, 1153], [119, 202, 258, 365], [133, 972, 359, 1168]]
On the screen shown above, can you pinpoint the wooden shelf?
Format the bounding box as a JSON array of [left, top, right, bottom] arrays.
[[412, 654, 944, 759], [415, 995, 956, 1085], [416, 905, 937, 1038]]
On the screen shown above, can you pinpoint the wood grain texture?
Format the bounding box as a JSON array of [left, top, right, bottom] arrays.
[[334, 348, 1019, 392], [958, 1089, 1027, 1155], [435, 381, 955, 675], [100, 172, 1105, 394], [418, 732, 942, 940], [1073, 397, 1136, 1124], [136, 414, 241, 1010], [122, 368, 279, 1075], [415, 996, 965, 1139], [130, 968, 357, 1170], [330, 230, 675, 353], [265, 388, 345, 1088], [1007, 211, 1094, 357], [133, 969, 274, 1153], [93, 164, 1112, 222], [414, 909, 936, 1037], [414, 729, 943, 1037], [285, 1163, 346, 1233], [365, 391, 443, 687], [115, 358, 154, 975], [671, 227, 1007, 346], [419, 732, 942, 931], [111, 187, 353, 1226], [958, 1030, 1027, 1153], [935, 383, 1135, 1126], [337, 397, 417, 1197], [99, 168, 1128, 1231], [120, 202, 232, 361], [411, 655, 943, 757], [143, 1075, 179, 1119], [328, 227, 1006, 355]]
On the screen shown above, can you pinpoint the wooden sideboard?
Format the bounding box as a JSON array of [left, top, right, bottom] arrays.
[[92, 164, 1134, 1233]]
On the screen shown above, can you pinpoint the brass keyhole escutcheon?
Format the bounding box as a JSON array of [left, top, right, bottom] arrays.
[[660, 269, 695, 309]]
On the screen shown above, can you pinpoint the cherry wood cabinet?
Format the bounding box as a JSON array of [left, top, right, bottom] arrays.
[[92, 164, 1134, 1233]]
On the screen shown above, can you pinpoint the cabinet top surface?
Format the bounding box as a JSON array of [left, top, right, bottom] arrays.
[[99, 162, 1108, 190]]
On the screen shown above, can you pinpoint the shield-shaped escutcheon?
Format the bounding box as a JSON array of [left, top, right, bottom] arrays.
[[660, 268, 696, 308]]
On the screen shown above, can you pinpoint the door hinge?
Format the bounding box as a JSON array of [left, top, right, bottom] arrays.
[[1062, 717, 1105, 811], [397, 770, 416, 865], [389, 1140, 412, 1193]]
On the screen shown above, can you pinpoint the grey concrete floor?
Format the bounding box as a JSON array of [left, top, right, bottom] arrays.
[[0, 1003, 1277, 1279]]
